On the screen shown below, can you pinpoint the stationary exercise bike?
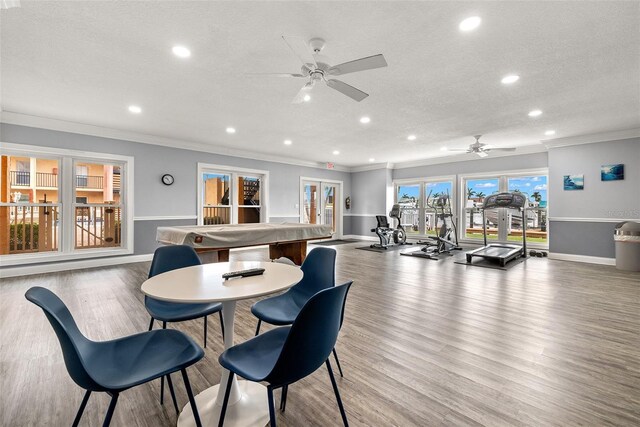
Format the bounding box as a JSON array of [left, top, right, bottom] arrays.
[[370, 204, 408, 249], [416, 191, 461, 258]]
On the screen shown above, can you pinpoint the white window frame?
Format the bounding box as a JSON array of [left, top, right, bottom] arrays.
[[458, 167, 549, 248], [197, 163, 269, 225], [393, 175, 456, 237], [299, 177, 344, 239], [0, 142, 134, 266]]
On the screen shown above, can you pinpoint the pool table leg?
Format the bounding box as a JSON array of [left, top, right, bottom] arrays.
[[269, 241, 307, 266]]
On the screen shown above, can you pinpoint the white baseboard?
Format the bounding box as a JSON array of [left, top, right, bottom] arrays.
[[0, 254, 154, 279], [343, 234, 378, 241], [548, 252, 615, 266]]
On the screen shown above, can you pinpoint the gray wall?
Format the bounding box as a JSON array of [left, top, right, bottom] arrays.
[[548, 137, 640, 258], [393, 152, 548, 180], [1, 123, 352, 261], [349, 167, 392, 236]]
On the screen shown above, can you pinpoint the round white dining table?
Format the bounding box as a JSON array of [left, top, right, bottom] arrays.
[[141, 261, 303, 427]]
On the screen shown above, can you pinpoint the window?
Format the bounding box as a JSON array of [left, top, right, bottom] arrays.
[[73, 161, 124, 250], [461, 171, 548, 245], [1, 143, 133, 266], [198, 164, 268, 225], [394, 177, 455, 236]]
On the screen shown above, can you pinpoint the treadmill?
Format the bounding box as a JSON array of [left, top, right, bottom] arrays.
[[465, 192, 527, 267]]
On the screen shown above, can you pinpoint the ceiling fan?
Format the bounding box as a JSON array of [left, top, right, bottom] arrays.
[[250, 36, 387, 103], [447, 135, 517, 158]]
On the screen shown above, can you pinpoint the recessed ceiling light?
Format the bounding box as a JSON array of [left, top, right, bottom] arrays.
[[284, 139, 292, 145], [359, 116, 371, 124], [172, 46, 191, 58], [501, 74, 520, 84], [369, 158, 375, 162], [544, 130, 556, 136], [459, 16, 481, 32], [333, 150, 340, 155], [226, 127, 236, 134], [440, 147, 448, 151], [407, 135, 417, 141], [303, 94, 311, 102], [128, 105, 142, 114], [528, 109, 542, 117]]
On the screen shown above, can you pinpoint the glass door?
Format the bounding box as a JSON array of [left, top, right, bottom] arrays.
[[301, 180, 340, 235]]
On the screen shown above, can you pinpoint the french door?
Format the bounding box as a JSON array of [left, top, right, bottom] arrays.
[[300, 179, 341, 237]]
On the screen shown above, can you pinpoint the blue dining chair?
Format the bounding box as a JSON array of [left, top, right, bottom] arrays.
[[146, 245, 224, 404], [218, 281, 353, 427], [25, 286, 204, 427], [251, 247, 346, 376]]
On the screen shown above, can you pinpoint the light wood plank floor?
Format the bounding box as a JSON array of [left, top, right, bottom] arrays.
[[1, 243, 639, 426]]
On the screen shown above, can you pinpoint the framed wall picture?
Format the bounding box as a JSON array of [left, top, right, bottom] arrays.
[[601, 164, 624, 181], [563, 175, 584, 190]]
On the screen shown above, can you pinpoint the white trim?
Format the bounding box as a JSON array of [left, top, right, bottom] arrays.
[[543, 128, 640, 149], [197, 163, 270, 226], [342, 234, 378, 242], [134, 215, 198, 221], [548, 252, 615, 266], [344, 213, 385, 217], [549, 217, 639, 223], [350, 163, 393, 173], [391, 144, 548, 170], [269, 214, 300, 218], [1, 112, 350, 172], [299, 177, 344, 239], [0, 252, 146, 276], [0, 143, 135, 266]]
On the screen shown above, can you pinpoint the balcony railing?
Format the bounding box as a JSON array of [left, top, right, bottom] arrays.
[[75, 205, 122, 249], [2, 204, 59, 254], [76, 175, 103, 189], [203, 206, 230, 225], [9, 171, 30, 186]]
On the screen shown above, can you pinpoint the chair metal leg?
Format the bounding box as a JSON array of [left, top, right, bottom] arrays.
[[166, 373, 179, 415], [279, 384, 288, 412], [326, 359, 349, 427], [219, 311, 225, 340], [267, 386, 277, 426], [204, 315, 208, 348], [333, 348, 344, 378], [255, 319, 262, 336], [148, 317, 154, 331], [72, 390, 92, 427], [182, 368, 202, 427], [102, 392, 119, 427], [160, 321, 167, 404], [218, 372, 235, 427]]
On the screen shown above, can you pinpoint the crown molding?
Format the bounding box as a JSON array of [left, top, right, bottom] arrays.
[[0, 111, 351, 172], [542, 128, 640, 149], [350, 162, 394, 172], [391, 143, 548, 170]]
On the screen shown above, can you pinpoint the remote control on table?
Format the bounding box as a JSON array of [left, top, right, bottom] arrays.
[[222, 268, 266, 280]]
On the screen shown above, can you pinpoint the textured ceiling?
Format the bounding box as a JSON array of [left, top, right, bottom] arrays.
[[1, 1, 639, 167]]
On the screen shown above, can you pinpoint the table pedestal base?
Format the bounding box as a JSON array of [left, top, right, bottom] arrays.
[[177, 380, 269, 427]]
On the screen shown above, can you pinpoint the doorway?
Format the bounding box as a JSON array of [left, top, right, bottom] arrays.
[[300, 178, 342, 238]]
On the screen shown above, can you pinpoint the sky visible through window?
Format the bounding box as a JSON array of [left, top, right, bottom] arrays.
[[508, 176, 547, 203]]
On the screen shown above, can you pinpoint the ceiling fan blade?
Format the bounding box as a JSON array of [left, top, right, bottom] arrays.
[[445, 148, 469, 152], [282, 36, 317, 68], [245, 73, 306, 78], [476, 151, 489, 158], [326, 79, 369, 102], [328, 54, 388, 76], [487, 147, 517, 152], [292, 82, 313, 104]]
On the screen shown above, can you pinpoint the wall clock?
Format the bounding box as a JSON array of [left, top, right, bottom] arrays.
[[161, 174, 174, 186]]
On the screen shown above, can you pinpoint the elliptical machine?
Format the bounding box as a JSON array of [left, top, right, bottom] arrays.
[[412, 191, 461, 259], [370, 204, 408, 249]]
